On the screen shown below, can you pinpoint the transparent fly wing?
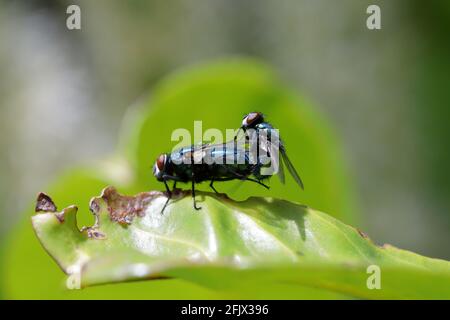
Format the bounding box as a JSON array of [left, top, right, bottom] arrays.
[[171, 146, 196, 165], [202, 141, 247, 165], [234, 127, 247, 143], [202, 143, 225, 165], [268, 130, 285, 184], [257, 129, 285, 183], [277, 150, 286, 184], [280, 148, 304, 190]]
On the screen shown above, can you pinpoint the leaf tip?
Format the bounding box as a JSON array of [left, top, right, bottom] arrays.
[[56, 205, 78, 223]]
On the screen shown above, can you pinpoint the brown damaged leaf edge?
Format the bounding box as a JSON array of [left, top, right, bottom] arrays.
[[33, 188, 176, 285], [34, 192, 103, 238], [90, 186, 164, 225], [89, 186, 201, 225], [35, 192, 68, 223], [34, 186, 186, 239]]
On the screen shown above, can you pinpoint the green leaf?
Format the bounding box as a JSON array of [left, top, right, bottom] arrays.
[[31, 186, 450, 299], [7, 58, 439, 299]]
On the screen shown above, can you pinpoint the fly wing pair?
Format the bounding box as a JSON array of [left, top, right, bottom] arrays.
[[257, 129, 304, 190]]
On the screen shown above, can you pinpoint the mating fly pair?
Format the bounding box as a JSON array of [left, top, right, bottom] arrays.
[[153, 112, 304, 213]]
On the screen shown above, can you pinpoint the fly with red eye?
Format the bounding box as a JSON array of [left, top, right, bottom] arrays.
[[235, 112, 304, 190], [153, 142, 270, 214]]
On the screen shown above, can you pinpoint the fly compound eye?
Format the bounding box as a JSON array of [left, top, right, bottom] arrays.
[[242, 112, 263, 128], [157, 154, 166, 170], [153, 154, 166, 177]]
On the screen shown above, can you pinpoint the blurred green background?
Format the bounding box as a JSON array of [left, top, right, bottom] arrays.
[[0, 0, 449, 298]]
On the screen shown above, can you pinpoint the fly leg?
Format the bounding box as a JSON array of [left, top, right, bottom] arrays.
[[234, 127, 247, 141], [192, 179, 201, 210], [190, 146, 201, 211], [209, 178, 219, 194], [247, 163, 270, 189], [224, 166, 270, 190], [244, 177, 270, 190], [161, 180, 172, 214], [209, 177, 236, 195]]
